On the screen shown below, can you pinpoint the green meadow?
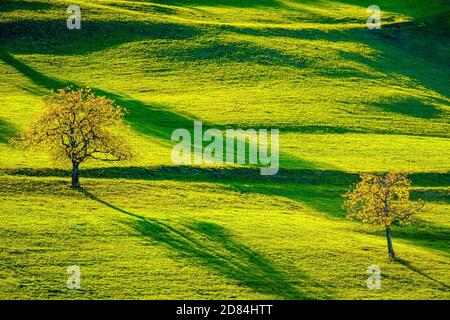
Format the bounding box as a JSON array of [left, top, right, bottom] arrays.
[[0, 0, 449, 299]]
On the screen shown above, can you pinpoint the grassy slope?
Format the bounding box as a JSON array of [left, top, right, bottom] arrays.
[[0, 0, 449, 299]]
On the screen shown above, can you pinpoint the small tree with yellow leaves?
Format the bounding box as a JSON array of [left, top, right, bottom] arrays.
[[14, 87, 132, 188], [343, 172, 424, 259]]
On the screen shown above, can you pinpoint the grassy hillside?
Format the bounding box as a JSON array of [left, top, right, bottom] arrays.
[[0, 0, 449, 299]]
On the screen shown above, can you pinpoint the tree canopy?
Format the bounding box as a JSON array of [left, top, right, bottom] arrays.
[[343, 172, 424, 228], [343, 172, 425, 259], [14, 86, 132, 187]]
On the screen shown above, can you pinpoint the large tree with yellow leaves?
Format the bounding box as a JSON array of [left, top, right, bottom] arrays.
[[15, 87, 132, 188], [343, 172, 424, 259]]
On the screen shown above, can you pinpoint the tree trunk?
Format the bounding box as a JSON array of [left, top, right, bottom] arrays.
[[71, 161, 80, 188], [385, 227, 395, 260]]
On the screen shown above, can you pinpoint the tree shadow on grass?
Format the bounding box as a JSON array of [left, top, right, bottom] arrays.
[[225, 18, 450, 99], [411, 188, 450, 204], [0, 0, 53, 12], [331, 0, 449, 20], [6, 166, 449, 253], [229, 181, 348, 218], [356, 222, 450, 255], [79, 188, 320, 299], [409, 172, 450, 188], [0, 52, 198, 143], [0, 51, 357, 137], [149, 0, 282, 9], [5, 165, 449, 219], [373, 98, 445, 119], [0, 51, 343, 172], [0, 119, 17, 144], [395, 257, 450, 290], [158, 40, 308, 69], [3, 165, 353, 219], [0, 20, 200, 55], [5, 165, 358, 185], [0, 52, 70, 89], [2, 47, 446, 141], [6, 165, 449, 219]]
